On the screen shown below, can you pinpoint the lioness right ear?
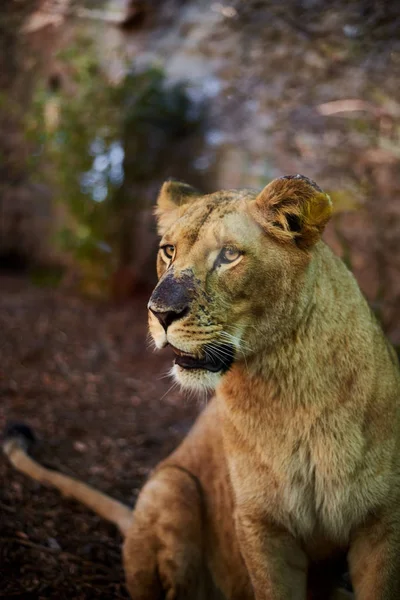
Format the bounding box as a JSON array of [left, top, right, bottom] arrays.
[[251, 174, 332, 249], [154, 180, 200, 236]]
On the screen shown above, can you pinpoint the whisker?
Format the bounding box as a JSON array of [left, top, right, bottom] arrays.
[[205, 344, 231, 368], [218, 332, 243, 351], [220, 331, 245, 345], [206, 342, 233, 360], [160, 380, 179, 402], [242, 350, 250, 375], [146, 334, 158, 352], [157, 369, 173, 381], [216, 332, 251, 376], [219, 329, 253, 353]]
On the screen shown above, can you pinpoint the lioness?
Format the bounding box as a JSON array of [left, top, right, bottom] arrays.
[[4, 174, 395, 599], [148, 175, 400, 599]]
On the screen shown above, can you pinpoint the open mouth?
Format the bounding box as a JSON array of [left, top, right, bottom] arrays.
[[170, 343, 235, 373]]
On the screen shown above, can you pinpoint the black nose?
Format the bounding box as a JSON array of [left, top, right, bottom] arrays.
[[149, 306, 189, 331]]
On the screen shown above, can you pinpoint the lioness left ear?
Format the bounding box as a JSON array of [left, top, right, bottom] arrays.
[[252, 174, 332, 249], [154, 180, 200, 236]]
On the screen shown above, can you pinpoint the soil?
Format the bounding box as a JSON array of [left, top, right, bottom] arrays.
[[0, 275, 201, 599]]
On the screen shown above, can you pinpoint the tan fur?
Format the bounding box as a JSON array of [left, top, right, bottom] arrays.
[[3, 402, 255, 599], [148, 175, 400, 599], [3, 437, 132, 536], [3, 400, 351, 599], [254, 175, 333, 248], [6, 172, 394, 598]]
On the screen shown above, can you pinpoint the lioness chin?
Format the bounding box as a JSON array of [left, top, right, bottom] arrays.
[[4, 174, 396, 600]]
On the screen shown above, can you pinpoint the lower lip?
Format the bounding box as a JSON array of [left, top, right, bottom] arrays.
[[174, 357, 223, 373]]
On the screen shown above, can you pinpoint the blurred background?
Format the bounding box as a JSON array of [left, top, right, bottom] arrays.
[[0, 1, 399, 597]]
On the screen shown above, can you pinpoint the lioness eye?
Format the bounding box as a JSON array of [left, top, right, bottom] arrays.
[[220, 247, 241, 263], [161, 245, 175, 261]]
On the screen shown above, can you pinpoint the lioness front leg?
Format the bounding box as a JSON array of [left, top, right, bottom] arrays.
[[123, 466, 217, 600], [236, 511, 308, 600], [348, 512, 400, 600]]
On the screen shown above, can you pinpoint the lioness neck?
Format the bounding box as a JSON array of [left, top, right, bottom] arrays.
[[217, 242, 400, 544], [219, 241, 398, 419]]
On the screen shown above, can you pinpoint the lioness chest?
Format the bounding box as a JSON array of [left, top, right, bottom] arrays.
[[220, 389, 395, 548]]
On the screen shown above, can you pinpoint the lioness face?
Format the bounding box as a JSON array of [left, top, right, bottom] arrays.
[[148, 176, 332, 391]]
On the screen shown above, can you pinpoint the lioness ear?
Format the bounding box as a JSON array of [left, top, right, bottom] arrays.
[[252, 174, 332, 249], [154, 180, 200, 236]]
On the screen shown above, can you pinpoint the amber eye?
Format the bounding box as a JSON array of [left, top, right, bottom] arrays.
[[219, 246, 241, 264], [161, 245, 175, 261]]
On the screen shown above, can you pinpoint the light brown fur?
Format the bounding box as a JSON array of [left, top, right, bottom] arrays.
[[5, 173, 396, 599], [3, 400, 351, 599], [3, 401, 255, 599], [148, 175, 400, 599]]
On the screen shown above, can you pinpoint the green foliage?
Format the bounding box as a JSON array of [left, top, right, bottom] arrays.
[[26, 36, 200, 296], [115, 67, 197, 189]]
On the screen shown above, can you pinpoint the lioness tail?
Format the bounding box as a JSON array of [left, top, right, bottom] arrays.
[[3, 423, 132, 536]]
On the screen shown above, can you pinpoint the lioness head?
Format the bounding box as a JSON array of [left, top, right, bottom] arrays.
[[148, 175, 332, 391]]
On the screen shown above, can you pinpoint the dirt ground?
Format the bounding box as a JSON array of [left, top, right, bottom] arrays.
[[0, 275, 201, 599]]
